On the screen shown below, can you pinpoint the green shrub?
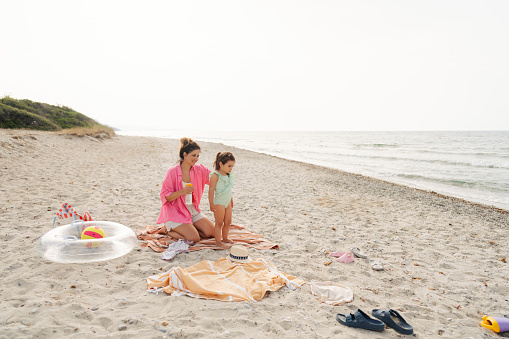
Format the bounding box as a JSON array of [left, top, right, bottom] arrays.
[[0, 103, 60, 130], [0, 96, 113, 134]]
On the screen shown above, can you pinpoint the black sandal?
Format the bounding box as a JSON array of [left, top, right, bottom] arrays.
[[371, 309, 413, 335], [336, 309, 385, 331]]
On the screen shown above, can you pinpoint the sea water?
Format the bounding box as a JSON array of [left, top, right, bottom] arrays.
[[119, 130, 509, 211]]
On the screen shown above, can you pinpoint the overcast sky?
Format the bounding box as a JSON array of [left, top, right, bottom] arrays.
[[2, 1, 508, 131]]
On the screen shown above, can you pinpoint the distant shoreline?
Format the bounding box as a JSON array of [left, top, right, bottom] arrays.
[[118, 130, 509, 212]]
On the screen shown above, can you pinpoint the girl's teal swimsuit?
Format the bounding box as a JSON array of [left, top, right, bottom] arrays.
[[210, 171, 235, 207]]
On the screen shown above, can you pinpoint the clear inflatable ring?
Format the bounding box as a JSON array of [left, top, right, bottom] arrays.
[[36, 220, 138, 263]]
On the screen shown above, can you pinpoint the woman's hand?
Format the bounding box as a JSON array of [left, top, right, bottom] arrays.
[[182, 185, 194, 195], [164, 183, 194, 203], [210, 204, 216, 212]]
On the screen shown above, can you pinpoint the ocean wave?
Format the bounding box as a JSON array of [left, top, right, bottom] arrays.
[[353, 143, 400, 148], [393, 173, 509, 192], [319, 151, 509, 169]]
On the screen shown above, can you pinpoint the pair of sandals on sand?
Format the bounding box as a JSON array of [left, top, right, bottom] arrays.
[[336, 309, 413, 335], [351, 247, 384, 271]]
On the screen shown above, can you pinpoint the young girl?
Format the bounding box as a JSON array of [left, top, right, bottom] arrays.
[[208, 152, 236, 248]]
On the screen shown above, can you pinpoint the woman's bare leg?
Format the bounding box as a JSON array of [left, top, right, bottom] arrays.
[[193, 216, 215, 239], [167, 230, 186, 240], [171, 223, 201, 243]]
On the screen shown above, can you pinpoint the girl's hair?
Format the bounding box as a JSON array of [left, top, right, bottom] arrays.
[[213, 151, 235, 170], [179, 137, 201, 162]]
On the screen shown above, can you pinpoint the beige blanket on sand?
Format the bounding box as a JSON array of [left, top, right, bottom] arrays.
[[147, 258, 305, 302]]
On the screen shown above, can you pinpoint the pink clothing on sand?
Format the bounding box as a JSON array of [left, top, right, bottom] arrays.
[[157, 163, 211, 225]]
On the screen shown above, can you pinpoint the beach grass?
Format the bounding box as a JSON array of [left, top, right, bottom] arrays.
[[58, 126, 116, 138]]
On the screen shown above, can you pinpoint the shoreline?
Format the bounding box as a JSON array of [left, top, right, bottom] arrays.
[[118, 130, 509, 212], [1, 129, 508, 338], [175, 138, 509, 215], [253, 150, 509, 215]]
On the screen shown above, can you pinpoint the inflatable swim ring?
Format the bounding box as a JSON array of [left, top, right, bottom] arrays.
[[36, 221, 137, 263]]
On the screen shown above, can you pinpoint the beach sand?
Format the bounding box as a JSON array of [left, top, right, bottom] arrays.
[[1, 129, 508, 338]]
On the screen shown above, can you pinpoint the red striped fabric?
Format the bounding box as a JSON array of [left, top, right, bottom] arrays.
[[55, 203, 94, 223]]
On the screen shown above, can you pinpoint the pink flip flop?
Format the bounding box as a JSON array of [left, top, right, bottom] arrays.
[[330, 251, 354, 263]]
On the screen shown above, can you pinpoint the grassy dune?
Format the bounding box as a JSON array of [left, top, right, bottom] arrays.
[[0, 96, 115, 137]]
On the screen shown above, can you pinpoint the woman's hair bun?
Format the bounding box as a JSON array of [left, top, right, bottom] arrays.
[[180, 137, 192, 147]]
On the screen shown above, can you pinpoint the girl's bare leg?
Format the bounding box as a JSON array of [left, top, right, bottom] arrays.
[[222, 202, 234, 243], [213, 205, 228, 248]]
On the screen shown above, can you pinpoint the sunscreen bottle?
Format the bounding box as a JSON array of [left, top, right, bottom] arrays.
[[185, 183, 193, 205]]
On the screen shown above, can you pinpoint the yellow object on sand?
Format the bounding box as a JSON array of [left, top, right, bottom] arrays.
[[147, 258, 305, 302], [81, 226, 105, 248], [481, 315, 509, 333]]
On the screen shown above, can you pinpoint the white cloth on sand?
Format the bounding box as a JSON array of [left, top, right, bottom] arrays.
[[161, 239, 193, 260], [309, 280, 354, 306]]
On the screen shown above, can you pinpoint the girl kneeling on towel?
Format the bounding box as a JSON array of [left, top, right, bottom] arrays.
[[157, 138, 215, 242]]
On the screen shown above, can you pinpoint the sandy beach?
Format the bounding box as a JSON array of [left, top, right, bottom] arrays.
[[1, 129, 508, 338]]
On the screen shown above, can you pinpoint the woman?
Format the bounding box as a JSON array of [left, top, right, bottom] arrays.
[[157, 138, 215, 242]]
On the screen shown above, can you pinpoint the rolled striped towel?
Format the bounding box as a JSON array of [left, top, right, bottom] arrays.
[[52, 203, 94, 227]]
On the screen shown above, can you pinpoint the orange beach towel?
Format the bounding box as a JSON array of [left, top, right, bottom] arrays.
[[147, 258, 305, 302], [137, 224, 279, 252]]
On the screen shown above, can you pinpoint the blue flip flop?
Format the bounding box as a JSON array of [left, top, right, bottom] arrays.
[[336, 309, 385, 331], [372, 309, 413, 335]]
